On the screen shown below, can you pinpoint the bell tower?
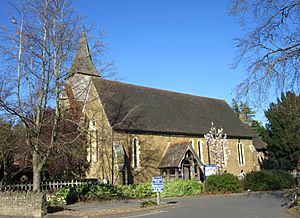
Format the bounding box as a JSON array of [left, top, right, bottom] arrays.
[[66, 32, 100, 103]]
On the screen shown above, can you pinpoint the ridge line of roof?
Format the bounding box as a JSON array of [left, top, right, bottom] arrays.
[[94, 78, 227, 103], [113, 127, 253, 138]]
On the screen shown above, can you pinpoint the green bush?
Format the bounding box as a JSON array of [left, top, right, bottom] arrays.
[[270, 170, 295, 189], [82, 183, 120, 200], [116, 184, 135, 198], [47, 179, 204, 206], [47, 186, 78, 207], [243, 170, 295, 191], [118, 182, 154, 199], [119, 180, 202, 199], [204, 173, 243, 194], [133, 182, 153, 198], [161, 180, 202, 197], [46, 192, 67, 208]]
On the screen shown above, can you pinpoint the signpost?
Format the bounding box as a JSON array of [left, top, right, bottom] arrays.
[[152, 176, 164, 205]]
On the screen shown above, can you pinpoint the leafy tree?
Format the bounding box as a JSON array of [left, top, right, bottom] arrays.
[[262, 91, 300, 170], [231, 99, 256, 125], [250, 120, 266, 138], [230, 0, 300, 102]]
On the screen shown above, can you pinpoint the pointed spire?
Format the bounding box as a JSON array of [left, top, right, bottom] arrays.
[[67, 32, 99, 78]]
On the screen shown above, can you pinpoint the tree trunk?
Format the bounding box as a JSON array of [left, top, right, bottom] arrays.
[[32, 151, 42, 192], [3, 159, 7, 178]]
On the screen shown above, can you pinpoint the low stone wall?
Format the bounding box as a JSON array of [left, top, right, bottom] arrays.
[[0, 191, 46, 217]]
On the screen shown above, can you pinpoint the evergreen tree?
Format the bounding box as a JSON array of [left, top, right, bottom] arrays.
[[231, 99, 256, 125], [262, 91, 300, 170]]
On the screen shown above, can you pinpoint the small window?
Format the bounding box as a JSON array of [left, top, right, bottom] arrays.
[[237, 142, 245, 165]]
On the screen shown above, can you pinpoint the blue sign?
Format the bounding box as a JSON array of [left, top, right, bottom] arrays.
[[152, 176, 164, 192], [204, 164, 217, 178]]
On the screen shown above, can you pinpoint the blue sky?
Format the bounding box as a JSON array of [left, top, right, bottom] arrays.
[[0, 0, 268, 122]]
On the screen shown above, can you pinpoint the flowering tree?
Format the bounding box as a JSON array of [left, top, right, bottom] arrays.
[[204, 123, 230, 174]]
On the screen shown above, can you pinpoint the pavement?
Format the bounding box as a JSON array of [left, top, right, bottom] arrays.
[[0, 191, 297, 218], [45, 198, 176, 218]]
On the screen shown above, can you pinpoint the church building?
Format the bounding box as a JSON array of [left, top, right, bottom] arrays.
[[63, 33, 266, 185]]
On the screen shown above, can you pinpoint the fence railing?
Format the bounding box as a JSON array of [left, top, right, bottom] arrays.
[[0, 179, 86, 192]]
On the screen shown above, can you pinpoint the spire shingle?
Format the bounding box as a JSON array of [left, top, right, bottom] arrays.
[[67, 32, 99, 78]]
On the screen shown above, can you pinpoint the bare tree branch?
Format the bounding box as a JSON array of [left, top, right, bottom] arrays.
[[230, 0, 300, 104]]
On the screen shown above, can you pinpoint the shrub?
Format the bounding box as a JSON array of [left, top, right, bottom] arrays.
[[270, 170, 295, 189], [161, 179, 202, 197], [46, 192, 67, 208], [47, 179, 204, 206], [133, 182, 153, 198], [46, 186, 78, 207], [204, 173, 243, 194], [82, 183, 120, 200], [117, 184, 136, 199], [243, 170, 295, 191], [118, 182, 154, 199], [118, 180, 202, 199]]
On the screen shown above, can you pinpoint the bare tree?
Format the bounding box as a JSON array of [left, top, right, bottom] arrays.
[[230, 0, 300, 103], [38, 109, 89, 180], [0, 0, 85, 191]]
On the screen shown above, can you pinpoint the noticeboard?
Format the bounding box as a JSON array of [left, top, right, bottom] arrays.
[[152, 176, 164, 192], [204, 164, 217, 178]]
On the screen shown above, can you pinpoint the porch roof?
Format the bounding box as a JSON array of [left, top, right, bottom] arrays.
[[158, 142, 202, 169]]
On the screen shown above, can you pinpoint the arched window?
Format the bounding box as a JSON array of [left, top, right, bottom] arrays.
[[237, 141, 245, 165], [197, 140, 203, 163], [133, 138, 139, 168], [96, 129, 99, 162]]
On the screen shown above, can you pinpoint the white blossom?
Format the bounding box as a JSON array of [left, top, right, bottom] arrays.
[[204, 123, 230, 174]]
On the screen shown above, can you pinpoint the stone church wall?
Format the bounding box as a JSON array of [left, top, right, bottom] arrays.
[[83, 84, 261, 185]]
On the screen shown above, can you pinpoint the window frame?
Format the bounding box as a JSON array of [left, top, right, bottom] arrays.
[[132, 137, 140, 169], [197, 140, 204, 163], [237, 141, 245, 166]]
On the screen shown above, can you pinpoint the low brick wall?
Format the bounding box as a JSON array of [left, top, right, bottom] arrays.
[[0, 192, 46, 217]]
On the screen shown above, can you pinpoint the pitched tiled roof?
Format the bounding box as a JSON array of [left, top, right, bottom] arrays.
[[242, 124, 267, 150], [252, 136, 267, 150], [158, 142, 202, 169], [92, 78, 255, 138]]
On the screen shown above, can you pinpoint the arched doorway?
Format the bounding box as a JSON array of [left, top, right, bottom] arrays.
[[182, 159, 191, 180]]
